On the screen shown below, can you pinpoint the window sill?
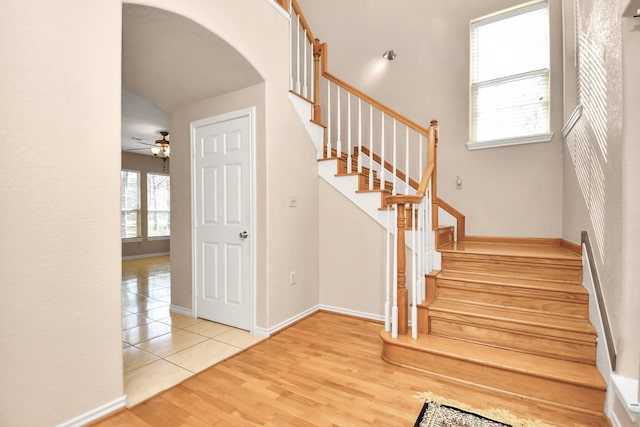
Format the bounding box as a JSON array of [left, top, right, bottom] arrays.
[[148, 236, 170, 241], [467, 133, 553, 150], [122, 237, 143, 243]]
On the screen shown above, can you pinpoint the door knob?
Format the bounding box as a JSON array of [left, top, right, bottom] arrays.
[[239, 231, 248, 239]]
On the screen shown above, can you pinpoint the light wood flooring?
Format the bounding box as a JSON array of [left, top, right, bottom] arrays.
[[97, 311, 579, 426]]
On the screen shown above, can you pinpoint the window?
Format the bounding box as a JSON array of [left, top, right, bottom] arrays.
[[147, 173, 170, 238], [121, 170, 141, 239], [469, 1, 551, 149]]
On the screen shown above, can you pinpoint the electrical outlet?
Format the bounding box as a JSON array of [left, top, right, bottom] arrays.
[[289, 195, 297, 207], [289, 271, 296, 285]]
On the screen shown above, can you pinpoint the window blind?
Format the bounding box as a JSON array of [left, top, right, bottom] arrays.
[[470, 1, 550, 143]]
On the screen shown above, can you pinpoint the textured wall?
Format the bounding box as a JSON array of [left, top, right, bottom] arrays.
[[0, 1, 124, 425], [562, 0, 639, 378]]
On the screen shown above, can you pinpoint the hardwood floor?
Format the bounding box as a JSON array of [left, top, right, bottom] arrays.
[[97, 312, 432, 426]]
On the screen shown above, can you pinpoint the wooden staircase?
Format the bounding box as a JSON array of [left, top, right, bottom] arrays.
[[382, 239, 608, 426]]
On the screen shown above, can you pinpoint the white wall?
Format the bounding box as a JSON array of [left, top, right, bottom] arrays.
[[298, 0, 565, 238], [0, 0, 321, 424], [0, 1, 124, 425], [319, 180, 387, 318]]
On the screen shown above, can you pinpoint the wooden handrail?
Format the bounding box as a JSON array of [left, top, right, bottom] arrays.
[[436, 197, 466, 241], [320, 43, 429, 137], [291, 0, 316, 45]]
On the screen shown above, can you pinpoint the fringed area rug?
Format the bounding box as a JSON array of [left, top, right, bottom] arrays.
[[413, 392, 557, 427], [414, 401, 511, 427]]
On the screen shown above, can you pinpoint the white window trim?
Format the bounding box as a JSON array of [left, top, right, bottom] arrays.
[[146, 172, 170, 238], [469, 0, 550, 150], [121, 169, 141, 240], [148, 235, 170, 241], [467, 132, 553, 150], [122, 237, 143, 243]]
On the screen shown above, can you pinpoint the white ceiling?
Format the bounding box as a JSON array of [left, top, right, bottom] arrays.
[[121, 4, 263, 155]]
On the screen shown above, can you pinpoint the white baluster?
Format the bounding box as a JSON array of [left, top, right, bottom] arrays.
[[392, 207, 398, 339], [380, 112, 385, 190], [336, 87, 342, 157], [369, 105, 373, 190], [296, 14, 301, 93], [347, 92, 352, 173], [303, 29, 308, 98], [412, 203, 418, 339], [288, 6, 293, 91], [419, 134, 424, 193], [405, 127, 410, 194], [418, 198, 425, 302], [309, 40, 314, 105], [392, 119, 397, 195], [358, 99, 362, 173], [385, 205, 391, 332], [327, 80, 331, 158]]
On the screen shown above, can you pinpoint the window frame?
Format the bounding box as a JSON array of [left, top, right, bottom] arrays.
[[468, 0, 553, 150], [121, 169, 142, 241], [146, 172, 171, 239]]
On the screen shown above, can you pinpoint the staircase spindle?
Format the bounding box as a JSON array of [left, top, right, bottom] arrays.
[[405, 127, 410, 194], [392, 119, 397, 195], [380, 112, 385, 190], [327, 80, 331, 158], [336, 86, 342, 157], [358, 99, 362, 173], [296, 13, 301, 93], [392, 206, 399, 339], [288, 3, 293, 91], [303, 29, 308, 98], [369, 105, 373, 190], [411, 202, 418, 339], [347, 92, 352, 173], [385, 205, 391, 332]]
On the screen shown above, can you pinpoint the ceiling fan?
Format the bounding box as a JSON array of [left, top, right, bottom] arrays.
[[151, 131, 170, 159]]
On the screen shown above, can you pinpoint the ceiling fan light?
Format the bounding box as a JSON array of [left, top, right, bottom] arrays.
[[151, 146, 161, 156]]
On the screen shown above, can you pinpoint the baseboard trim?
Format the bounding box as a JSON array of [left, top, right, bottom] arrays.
[[122, 252, 170, 261], [170, 304, 193, 317], [56, 395, 127, 427], [318, 305, 384, 323], [253, 305, 384, 338]]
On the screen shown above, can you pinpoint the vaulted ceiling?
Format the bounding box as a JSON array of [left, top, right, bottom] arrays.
[[121, 4, 263, 155]]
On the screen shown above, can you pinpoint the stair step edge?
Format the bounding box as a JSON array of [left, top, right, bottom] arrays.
[[381, 331, 606, 390], [436, 271, 587, 291], [429, 300, 597, 335]]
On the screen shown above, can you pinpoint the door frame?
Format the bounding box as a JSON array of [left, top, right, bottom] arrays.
[[190, 106, 256, 333]]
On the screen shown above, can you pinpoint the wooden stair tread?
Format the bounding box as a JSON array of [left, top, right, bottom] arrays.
[[439, 241, 580, 261], [436, 270, 588, 294], [428, 299, 596, 336], [381, 331, 605, 390]]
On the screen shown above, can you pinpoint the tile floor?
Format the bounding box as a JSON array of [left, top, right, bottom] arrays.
[[122, 255, 263, 407]]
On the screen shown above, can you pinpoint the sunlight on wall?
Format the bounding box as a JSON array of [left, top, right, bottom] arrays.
[[570, 119, 606, 262], [360, 57, 390, 88], [578, 33, 609, 162]]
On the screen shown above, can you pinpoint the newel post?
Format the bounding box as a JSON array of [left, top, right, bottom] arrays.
[[430, 120, 439, 230], [396, 203, 409, 335], [312, 38, 322, 124]]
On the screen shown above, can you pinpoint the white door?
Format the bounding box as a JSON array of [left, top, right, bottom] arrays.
[[192, 109, 253, 330]]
